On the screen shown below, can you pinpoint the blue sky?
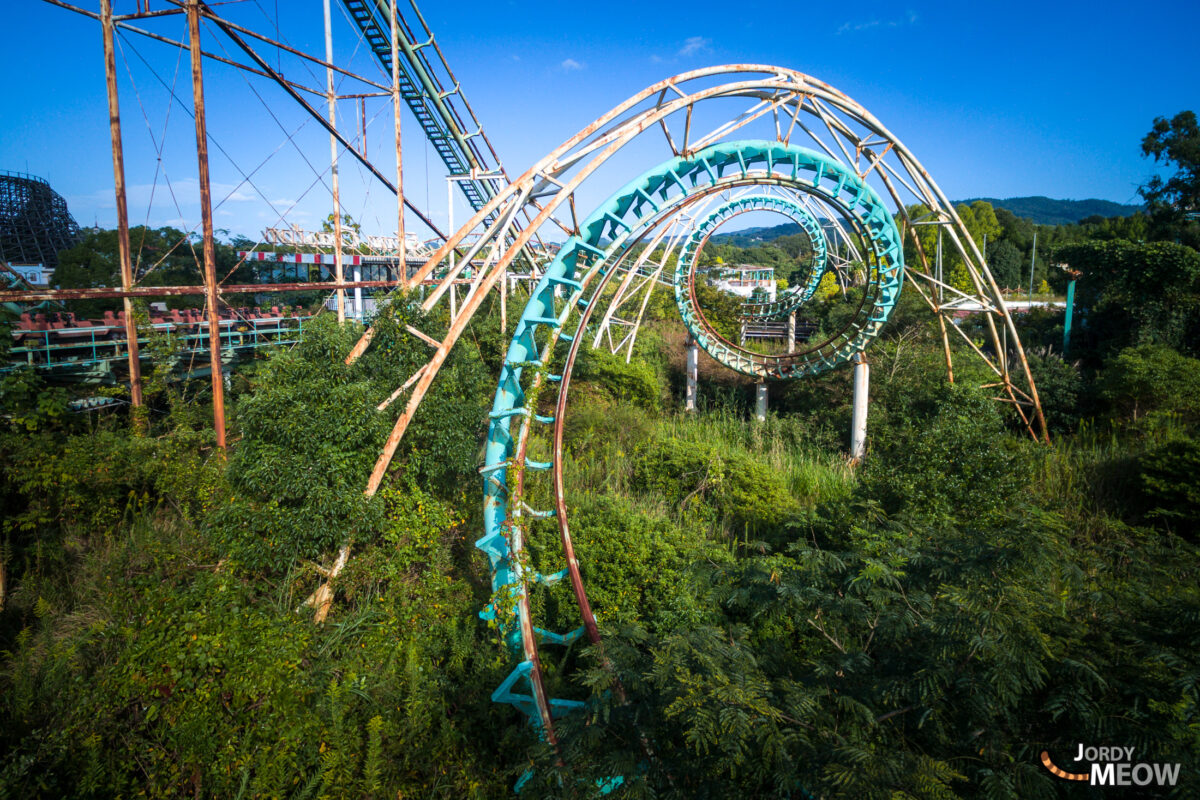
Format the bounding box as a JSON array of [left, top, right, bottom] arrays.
[[4, 0, 1198, 242]]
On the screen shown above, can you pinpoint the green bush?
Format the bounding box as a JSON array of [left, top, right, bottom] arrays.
[[576, 345, 663, 410], [631, 435, 795, 534], [863, 382, 1030, 517], [1024, 347, 1083, 434], [564, 494, 715, 629], [1137, 437, 1200, 540], [210, 305, 489, 574], [1099, 343, 1200, 424]]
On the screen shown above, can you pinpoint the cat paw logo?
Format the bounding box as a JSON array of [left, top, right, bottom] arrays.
[[1040, 745, 1181, 787]]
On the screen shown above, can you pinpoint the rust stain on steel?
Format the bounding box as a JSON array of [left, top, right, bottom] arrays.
[[200, 8, 452, 245], [101, 0, 143, 412], [188, 0, 227, 451], [46, 0, 329, 99], [506, 368, 561, 740], [344, 68, 789, 365], [389, 76, 783, 324], [358, 77, 837, 488]]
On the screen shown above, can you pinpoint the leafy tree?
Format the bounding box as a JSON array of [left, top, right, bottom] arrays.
[[905, 201, 1002, 291], [1098, 343, 1200, 424], [1057, 240, 1200, 358], [692, 277, 744, 342], [6, 191, 1200, 800], [1137, 437, 1200, 541], [54, 226, 256, 318], [1076, 212, 1150, 242], [986, 238, 1023, 289], [1140, 110, 1200, 248]]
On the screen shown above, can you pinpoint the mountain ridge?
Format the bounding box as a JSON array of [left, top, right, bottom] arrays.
[[710, 196, 1144, 243], [956, 195, 1143, 226]]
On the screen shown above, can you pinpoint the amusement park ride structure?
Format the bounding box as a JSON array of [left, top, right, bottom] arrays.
[[12, 0, 1048, 763]]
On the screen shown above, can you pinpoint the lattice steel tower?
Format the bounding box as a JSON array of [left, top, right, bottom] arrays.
[[0, 171, 81, 270]]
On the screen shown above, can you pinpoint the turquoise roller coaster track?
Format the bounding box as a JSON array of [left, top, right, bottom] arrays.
[[673, 142, 904, 379], [685, 193, 829, 319], [477, 139, 905, 744]]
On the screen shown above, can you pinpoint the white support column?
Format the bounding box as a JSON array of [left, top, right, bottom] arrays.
[[447, 178, 455, 276], [322, 0, 344, 323], [499, 270, 507, 335], [850, 353, 870, 463], [353, 266, 363, 323], [787, 311, 796, 353], [685, 336, 698, 412], [755, 381, 768, 422]]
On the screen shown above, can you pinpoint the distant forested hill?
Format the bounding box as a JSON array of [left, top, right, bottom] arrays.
[[711, 223, 806, 246], [956, 196, 1144, 225], [710, 197, 1145, 244]]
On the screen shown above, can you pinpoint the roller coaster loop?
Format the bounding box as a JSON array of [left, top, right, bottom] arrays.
[[689, 193, 829, 321], [342, 65, 1051, 764]]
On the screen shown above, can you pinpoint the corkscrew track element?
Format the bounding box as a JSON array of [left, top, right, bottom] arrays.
[[342, 65, 1050, 748], [687, 192, 829, 321], [671, 142, 903, 379]]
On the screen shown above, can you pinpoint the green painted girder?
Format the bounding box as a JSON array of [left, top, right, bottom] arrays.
[[669, 143, 903, 379], [340, 0, 498, 218]]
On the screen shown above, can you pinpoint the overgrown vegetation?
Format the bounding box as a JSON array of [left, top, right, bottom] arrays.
[[2, 115, 1199, 798]]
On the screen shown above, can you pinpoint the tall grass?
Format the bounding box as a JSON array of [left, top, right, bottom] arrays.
[[1032, 414, 1189, 530], [655, 407, 855, 504], [554, 399, 855, 516]]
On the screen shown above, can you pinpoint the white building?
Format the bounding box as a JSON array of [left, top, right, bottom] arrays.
[[709, 264, 776, 301], [6, 263, 51, 286]]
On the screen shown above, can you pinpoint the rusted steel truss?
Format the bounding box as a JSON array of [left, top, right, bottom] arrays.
[[31, 0, 487, 443]]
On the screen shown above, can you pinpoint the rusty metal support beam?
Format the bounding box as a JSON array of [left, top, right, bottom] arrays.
[[188, 2, 389, 91], [188, 0, 227, 450], [0, 279, 448, 303], [101, 0, 144, 417], [42, 0, 327, 99], [198, 7, 453, 244]]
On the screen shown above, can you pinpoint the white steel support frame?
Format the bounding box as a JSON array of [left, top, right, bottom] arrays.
[[342, 66, 1053, 746], [349, 66, 1049, 503], [322, 0, 345, 323]]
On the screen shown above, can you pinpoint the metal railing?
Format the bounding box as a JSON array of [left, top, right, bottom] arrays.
[[5, 316, 310, 373]]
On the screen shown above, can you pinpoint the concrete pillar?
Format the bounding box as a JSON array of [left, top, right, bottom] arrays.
[[787, 311, 796, 353], [850, 354, 869, 462], [755, 381, 767, 422], [685, 336, 698, 412]]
